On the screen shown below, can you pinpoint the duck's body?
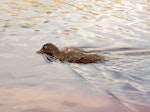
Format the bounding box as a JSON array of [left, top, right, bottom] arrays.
[[37, 43, 106, 64]]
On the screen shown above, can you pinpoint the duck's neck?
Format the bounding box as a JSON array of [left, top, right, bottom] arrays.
[[57, 51, 65, 61]]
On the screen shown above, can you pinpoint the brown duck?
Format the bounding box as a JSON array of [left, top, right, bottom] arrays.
[[37, 43, 106, 64]]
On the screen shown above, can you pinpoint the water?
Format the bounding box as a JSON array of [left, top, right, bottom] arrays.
[[0, 0, 150, 112]]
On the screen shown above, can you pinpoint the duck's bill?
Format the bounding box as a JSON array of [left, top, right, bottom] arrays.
[[36, 49, 43, 54]]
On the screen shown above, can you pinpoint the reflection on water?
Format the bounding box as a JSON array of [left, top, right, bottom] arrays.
[[0, 87, 133, 112], [0, 0, 150, 112]]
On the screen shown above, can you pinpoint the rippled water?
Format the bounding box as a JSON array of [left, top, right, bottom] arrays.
[[0, 0, 150, 112]]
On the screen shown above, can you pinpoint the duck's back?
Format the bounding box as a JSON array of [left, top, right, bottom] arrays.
[[64, 51, 105, 64]]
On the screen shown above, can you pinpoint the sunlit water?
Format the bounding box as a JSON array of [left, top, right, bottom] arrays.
[[0, 0, 150, 112]]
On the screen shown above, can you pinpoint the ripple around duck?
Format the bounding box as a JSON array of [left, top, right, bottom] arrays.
[[69, 51, 150, 109], [101, 51, 150, 106], [107, 82, 150, 107]]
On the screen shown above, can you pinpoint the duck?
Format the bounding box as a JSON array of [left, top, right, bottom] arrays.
[[37, 43, 106, 64]]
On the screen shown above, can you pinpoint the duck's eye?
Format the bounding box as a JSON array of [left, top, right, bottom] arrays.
[[44, 46, 48, 49]]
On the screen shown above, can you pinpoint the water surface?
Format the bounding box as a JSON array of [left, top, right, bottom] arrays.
[[0, 0, 150, 112]]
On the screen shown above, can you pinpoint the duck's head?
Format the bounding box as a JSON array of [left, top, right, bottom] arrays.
[[37, 43, 60, 57]]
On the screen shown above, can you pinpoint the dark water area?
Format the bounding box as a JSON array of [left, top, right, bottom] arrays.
[[0, 0, 150, 112]]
